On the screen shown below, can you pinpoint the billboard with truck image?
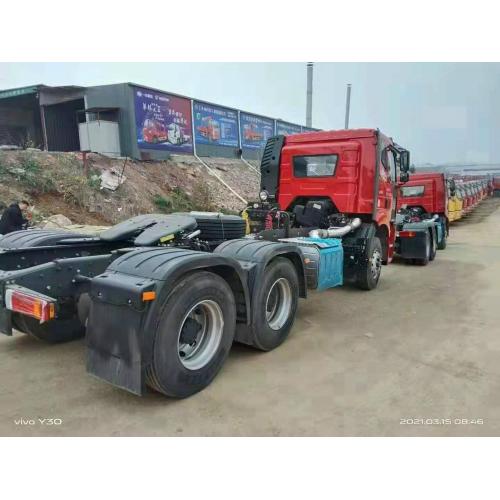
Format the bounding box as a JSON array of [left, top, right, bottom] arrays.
[[193, 102, 239, 148], [276, 120, 302, 136], [134, 87, 193, 153], [240, 112, 274, 149]]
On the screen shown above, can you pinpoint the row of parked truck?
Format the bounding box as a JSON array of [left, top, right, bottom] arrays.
[[0, 129, 496, 398], [446, 175, 496, 221], [393, 171, 496, 263]]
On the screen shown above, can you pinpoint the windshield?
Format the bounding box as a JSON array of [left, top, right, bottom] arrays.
[[293, 154, 338, 178], [401, 185, 425, 197]]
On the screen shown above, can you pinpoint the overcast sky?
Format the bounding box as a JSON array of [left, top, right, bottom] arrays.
[[1, 62, 499, 165]]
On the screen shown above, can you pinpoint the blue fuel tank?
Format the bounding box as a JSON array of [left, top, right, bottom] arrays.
[[283, 237, 344, 290]]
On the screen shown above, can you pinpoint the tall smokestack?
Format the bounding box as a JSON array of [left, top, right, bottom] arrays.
[[344, 83, 352, 129], [306, 62, 313, 127]]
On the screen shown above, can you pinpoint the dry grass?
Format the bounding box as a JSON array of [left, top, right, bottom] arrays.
[[0, 150, 257, 225]]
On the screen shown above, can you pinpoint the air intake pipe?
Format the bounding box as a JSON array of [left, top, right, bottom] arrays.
[[309, 218, 362, 239]]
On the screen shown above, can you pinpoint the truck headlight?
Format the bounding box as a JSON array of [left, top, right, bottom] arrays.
[[259, 190, 269, 202]]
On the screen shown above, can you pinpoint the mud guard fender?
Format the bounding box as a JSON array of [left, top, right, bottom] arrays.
[[214, 239, 307, 346], [214, 239, 307, 298], [86, 248, 250, 396]]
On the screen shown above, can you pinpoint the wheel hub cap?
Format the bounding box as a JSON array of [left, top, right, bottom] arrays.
[[265, 278, 292, 331], [178, 300, 224, 370]]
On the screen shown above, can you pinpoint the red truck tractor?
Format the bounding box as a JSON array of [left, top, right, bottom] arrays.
[[245, 128, 437, 279], [396, 172, 449, 251], [0, 129, 418, 399]]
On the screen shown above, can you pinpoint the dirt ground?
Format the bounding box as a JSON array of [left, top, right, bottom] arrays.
[[0, 198, 499, 436]]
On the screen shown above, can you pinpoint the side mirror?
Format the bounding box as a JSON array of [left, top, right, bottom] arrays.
[[400, 171, 410, 183], [400, 150, 410, 172]]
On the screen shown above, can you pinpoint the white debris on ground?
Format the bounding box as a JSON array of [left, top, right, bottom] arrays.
[[40, 214, 73, 229], [100, 168, 127, 191]]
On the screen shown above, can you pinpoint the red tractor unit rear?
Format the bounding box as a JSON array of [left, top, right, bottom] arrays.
[[396, 172, 449, 251], [245, 129, 422, 287]]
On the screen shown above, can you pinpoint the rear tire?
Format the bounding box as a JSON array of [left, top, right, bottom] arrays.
[[355, 237, 383, 290], [146, 271, 236, 398], [429, 228, 437, 261], [249, 257, 299, 351]]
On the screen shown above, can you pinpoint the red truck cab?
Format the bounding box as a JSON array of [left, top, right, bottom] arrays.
[[270, 129, 405, 263], [395, 172, 450, 249], [396, 172, 447, 217], [249, 129, 413, 289]]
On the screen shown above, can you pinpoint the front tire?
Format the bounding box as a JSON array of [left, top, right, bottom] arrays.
[[355, 237, 383, 290], [437, 221, 447, 250], [146, 271, 236, 398]]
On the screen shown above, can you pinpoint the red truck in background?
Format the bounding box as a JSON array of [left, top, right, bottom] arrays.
[[396, 172, 449, 249], [494, 176, 500, 197]]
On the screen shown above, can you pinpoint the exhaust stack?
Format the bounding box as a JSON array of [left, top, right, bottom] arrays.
[[306, 62, 313, 128], [344, 83, 352, 129]]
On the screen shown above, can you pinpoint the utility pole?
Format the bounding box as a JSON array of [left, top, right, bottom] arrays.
[[344, 83, 352, 129], [306, 62, 313, 127]]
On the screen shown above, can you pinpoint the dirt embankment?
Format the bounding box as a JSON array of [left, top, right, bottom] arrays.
[[0, 150, 260, 225]]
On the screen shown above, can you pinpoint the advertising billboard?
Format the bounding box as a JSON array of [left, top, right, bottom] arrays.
[[240, 112, 275, 149], [193, 102, 239, 148], [276, 120, 302, 136], [134, 87, 193, 153]]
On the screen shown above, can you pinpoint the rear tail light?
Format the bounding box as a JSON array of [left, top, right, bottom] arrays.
[[399, 230, 416, 238], [5, 287, 56, 323]]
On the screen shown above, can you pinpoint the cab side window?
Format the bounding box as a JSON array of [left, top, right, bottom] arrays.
[[381, 148, 397, 182]]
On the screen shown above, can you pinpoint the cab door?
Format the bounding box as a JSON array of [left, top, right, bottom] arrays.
[[379, 146, 396, 221]]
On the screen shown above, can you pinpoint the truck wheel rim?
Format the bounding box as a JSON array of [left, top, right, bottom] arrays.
[[177, 300, 224, 370], [371, 249, 382, 280], [266, 278, 292, 331]]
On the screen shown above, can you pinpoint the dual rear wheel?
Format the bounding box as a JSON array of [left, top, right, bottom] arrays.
[[146, 258, 299, 398]]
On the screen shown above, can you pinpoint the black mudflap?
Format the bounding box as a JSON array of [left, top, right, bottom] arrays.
[[86, 273, 155, 396], [397, 231, 428, 259]]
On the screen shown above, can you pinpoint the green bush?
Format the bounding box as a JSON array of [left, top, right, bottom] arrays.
[[153, 194, 172, 212], [153, 182, 219, 214]]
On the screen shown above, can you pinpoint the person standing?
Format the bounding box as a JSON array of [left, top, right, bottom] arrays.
[[0, 200, 31, 235]]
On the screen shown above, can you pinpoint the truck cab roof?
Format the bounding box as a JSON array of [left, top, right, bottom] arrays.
[[285, 128, 381, 144]]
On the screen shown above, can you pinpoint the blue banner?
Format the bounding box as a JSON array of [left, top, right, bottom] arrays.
[[276, 120, 302, 136], [193, 102, 239, 148], [240, 113, 275, 149], [134, 87, 193, 153]]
